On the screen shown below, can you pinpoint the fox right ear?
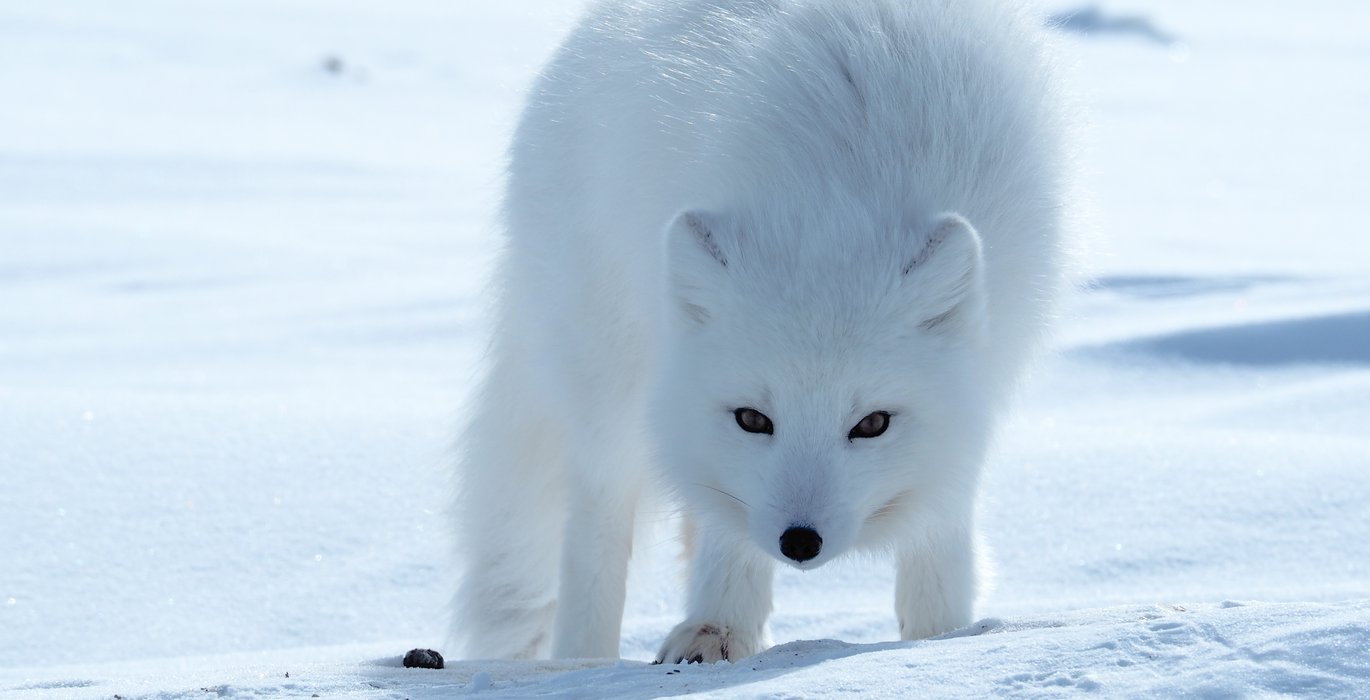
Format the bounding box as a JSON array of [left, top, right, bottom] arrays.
[[665, 211, 730, 325], [902, 213, 986, 334]]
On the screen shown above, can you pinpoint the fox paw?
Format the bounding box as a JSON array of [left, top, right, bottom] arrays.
[[653, 621, 762, 664]]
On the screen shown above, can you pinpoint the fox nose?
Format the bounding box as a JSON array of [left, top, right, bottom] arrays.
[[779, 526, 822, 562]]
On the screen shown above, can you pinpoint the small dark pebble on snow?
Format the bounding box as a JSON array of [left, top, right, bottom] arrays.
[[403, 648, 444, 669]]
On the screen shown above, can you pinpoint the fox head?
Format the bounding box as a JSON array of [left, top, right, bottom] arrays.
[[651, 206, 993, 568]]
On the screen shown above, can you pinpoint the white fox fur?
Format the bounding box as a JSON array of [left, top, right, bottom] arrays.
[[452, 0, 1070, 662]]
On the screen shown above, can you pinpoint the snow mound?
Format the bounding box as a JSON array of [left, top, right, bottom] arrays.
[[4, 601, 1366, 699]]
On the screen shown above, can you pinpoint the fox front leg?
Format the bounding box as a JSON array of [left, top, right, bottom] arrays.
[[656, 531, 775, 664], [894, 526, 977, 640]]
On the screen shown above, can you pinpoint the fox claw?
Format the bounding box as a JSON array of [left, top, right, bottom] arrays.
[[655, 621, 761, 664]]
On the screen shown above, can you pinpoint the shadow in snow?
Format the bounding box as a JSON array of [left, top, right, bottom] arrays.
[[1089, 311, 1370, 367], [1049, 5, 1177, 44], [364, 622, 1008, 699], [1086, 274, 1291, 300]]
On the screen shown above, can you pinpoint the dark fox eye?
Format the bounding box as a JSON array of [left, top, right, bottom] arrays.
[[734, 408, 774, 435], [848, 411, 890, 440]]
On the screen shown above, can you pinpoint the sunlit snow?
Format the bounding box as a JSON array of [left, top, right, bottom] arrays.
[[1, 1, 1367, 697]]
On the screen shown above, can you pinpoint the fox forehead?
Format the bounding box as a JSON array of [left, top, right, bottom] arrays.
[[698, 334, 929, 411], [699, 299, 931, 372]]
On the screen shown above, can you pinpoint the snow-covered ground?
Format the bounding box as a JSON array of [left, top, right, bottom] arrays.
[[2, 1, 1367, 697]]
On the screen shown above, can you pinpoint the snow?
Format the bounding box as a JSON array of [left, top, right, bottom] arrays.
[[2, 1, 1367, 697]]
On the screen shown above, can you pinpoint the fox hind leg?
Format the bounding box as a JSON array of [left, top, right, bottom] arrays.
[[451, 358, 567, 660]]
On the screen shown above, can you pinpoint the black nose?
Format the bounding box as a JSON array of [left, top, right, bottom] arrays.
[[779, 526, 822, 562]]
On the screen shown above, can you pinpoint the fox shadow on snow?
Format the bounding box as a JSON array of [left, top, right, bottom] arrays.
[[362, 636, 955, 699]]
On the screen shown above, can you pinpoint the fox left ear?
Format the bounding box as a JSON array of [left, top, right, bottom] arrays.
[[902, 213, 986, 333], [664, 210, 732, 325]]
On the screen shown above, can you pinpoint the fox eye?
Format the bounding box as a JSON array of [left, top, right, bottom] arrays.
[[848, 411, 891, 440], [734, 408, 774, 435]]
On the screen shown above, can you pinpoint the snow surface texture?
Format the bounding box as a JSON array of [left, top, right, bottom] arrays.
[[1, 0, 1367, 697]]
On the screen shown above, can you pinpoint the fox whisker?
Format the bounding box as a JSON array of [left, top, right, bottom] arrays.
[[693, 483, 751, 511]]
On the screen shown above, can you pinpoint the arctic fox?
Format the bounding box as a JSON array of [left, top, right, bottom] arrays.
[[452, 0, 1069, 663]]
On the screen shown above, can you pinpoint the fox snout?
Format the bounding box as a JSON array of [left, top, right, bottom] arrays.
[[779, 526, 822, 562]]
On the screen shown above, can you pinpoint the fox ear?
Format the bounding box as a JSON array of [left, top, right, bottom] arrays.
[[902, 213, 985, 333], [665, 210, 731, 325]]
